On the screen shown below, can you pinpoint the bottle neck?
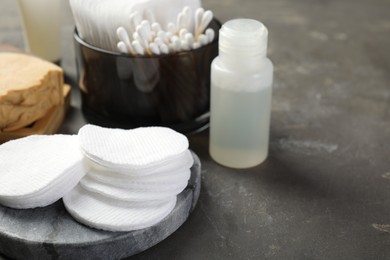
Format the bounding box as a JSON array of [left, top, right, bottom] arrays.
[[218, 19, 269, 72]]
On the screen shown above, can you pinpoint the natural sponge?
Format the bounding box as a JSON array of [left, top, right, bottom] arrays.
[[0, 53, 63, 131]]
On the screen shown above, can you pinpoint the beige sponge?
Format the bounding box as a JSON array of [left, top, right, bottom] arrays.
[[0, 53, 63, 131]]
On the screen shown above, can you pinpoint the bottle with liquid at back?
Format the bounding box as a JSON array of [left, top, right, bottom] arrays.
[[209, 18, 273, 168]]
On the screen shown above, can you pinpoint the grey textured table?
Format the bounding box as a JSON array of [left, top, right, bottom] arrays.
[[1, 0, 390, 259]]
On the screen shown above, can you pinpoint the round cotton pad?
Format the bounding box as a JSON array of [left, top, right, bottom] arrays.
[[84, 149, 194, 176], [85, 168, 191, 190], [0, 135, 85, 209], [79, 170, 190, 202], [78, 125, 189, 171], [63, 185, 177, 232]]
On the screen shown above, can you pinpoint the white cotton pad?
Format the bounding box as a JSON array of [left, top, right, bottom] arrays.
[[84, 149, 193, 186], [0, 135, 85, 209], [86, 167, 191, 190], [85, 149, 194, 176], [78, 125, 189, 172], [79, 169, 190, 202], [63, 185, 177, 232], [0, 164, 85, 209]]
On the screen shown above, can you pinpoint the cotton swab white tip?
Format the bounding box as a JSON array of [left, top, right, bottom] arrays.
[[116, 27, 131, 46], [205, 28, 215, 43], [170, 36, 181, 52], [117, 41, 128, 54], [182, 6, 192, 30], [116, 27, 135, 55], [149, 42, 160, 55], [152, 22, 162, 33], [195, 8, 205, 35], [180, 40, 190, 51], [165, 32, 173, 42], [132, 40, 145, 55], [192, 42, 201, 49], [198, 34, 208, 46], [195, 9, 213, 39], [136, 25, 150, 49], [200, 10, 213, 32], [158, 31, 170, 44], [111, 6, 214, 55], [167, 22, 177, 34], [179, 28, 188, 39], [160, 43, 169, 54], [184, 33, 194, 47], [154, 37, 163, 46], [140, 20, 153, 42]]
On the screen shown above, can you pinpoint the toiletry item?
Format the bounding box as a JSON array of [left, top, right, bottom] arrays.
[[0, 135, 84, 209], [116, 7, 214, 55], [209, 19, 273, 168], [17, 0, 62, 62], [0, 53, 64, 131], [63, 185, 177, 232], [69, 0, 201, 52], [78, 125, 189, 172], [63, 124, 194, 232]]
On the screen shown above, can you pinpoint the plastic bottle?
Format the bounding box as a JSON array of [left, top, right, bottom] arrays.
[[209, 18, 273, 168]]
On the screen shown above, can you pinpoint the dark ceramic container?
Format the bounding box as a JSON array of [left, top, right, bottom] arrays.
[[74, 20, 220, 133]]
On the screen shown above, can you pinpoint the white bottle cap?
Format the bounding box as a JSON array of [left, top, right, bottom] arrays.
[[219, 19, 268, 59]]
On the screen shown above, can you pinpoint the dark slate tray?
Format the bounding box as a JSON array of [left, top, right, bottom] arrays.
[[0, 152, 201, 260]]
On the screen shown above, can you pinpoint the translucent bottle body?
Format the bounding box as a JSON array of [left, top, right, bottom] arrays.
[[209, 19, 273, 168], [209, 58, 273, 168]]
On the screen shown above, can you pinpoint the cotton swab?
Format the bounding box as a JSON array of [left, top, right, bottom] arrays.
[[149, 42, 161, 55], [197, 34, 208, 46], [182, 6, 192, 31], [153, 37, 163, 46], [170, 36, 181, 52], [134, 28, 148, 50], [158, 31, 170, 44], [114, 7, 216, 56], [116, 27, 135, 55], [196, 10, 213, 39], [132, 40, 145, 55], [160, 43, 169, 54], [129, 11, 142, 33], [152, 22, 162, 33], [179, 28, 188, 39], [194, 8, 204, 37], [176, 12, 186, 31], [192, 42, 201, 49], [117, 41, 128, 53], [205, 28, 215, 42], [167, 22, 177, 35], [184, 33, 194, 47], [71, 1, 214, 54], [140, 20, 153, 42]]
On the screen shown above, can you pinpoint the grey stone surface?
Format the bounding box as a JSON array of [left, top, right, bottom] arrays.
[[0, 154, 201, 260], [1, 0, 390, 259]]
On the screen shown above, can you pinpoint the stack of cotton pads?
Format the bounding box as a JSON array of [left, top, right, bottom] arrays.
[[63, 124, 193, 232], [0, 135, 85, 209]]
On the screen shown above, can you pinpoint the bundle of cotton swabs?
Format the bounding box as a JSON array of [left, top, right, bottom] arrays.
[[69, 0, 214, 56], [117, 7, 214, 56]]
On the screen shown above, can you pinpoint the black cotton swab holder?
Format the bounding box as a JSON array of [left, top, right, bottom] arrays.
[[74, 19, 221, 133]]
